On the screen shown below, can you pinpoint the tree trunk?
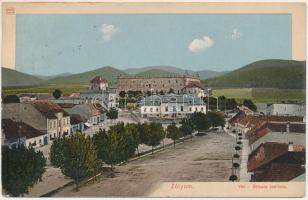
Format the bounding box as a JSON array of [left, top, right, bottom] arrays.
[[75, 180, 79, 192]]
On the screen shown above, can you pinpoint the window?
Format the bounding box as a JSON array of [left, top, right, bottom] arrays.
[[150, 108, 153, 112], [156, 108, 159, 112], [165, 106, 168, 112], [195, 107, 198, 111], [144, 108, 147, 112], [189, 107, 192, 112], [173, 106, 176, 112], [181, 106, 184, 111], [201, 107, 204, 111]]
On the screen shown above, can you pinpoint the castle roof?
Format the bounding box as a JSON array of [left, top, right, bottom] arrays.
[[90, 76, 108, 84]]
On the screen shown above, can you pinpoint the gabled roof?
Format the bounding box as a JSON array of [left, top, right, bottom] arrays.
[[90, 76, 108, 84], [32, 100, 70, 119], [247, 142, 305, 172], [182, 81, 204, 90], [2, 119, 47, 140], [228, 111, 246, 126], [252, 163, 305, 182], [70, 114, 86, 125]]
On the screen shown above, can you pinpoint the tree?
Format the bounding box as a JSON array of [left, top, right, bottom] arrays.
[[226, 98, 238, 110], [49, 137, 66, 168], [93, 124, 136, 171], [179, 118, 194, 141], [106, 107, 118, 123], [125, 123, 141, 156], [168, 88, 174, 94], [166, 123, 182, 147], [206, 111, 225, 128], [190, 112, 210, 133], [3, 95, 20, 104], [218, 96, 227, 111], [146, 91, 152, 96], [243, 99, 257, 111], [159, 90, 165, 95], [2, 145, 46, 197], [52, 88, 62, 99], [119, 91, 126, 98], [61, 132, 98, 191], [144, 122, 165, 154]]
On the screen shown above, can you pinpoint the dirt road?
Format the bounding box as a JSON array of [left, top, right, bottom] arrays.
[[53, 132, 235, 197]]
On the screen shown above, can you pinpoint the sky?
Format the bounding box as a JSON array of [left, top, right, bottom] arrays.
[[16, 14, 292, 75]]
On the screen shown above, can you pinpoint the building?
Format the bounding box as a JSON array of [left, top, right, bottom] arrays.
[[181, 81, 205, 97], [247, 142, 305, 182], [63, 103, 104, 126], [70, 114, 86, 133], [247, 121, 306, 151], [139, 94, 206, 119], [2, 119, 49, 148], [117, 75, 201, 94], [79, 76, 119, 108], [256, 103, 306, 116], [90, 76, 108, 91], [2, 101, 71, 141]]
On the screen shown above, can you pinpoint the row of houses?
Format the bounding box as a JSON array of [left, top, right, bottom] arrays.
[[1, 101, 106, 149], [228, 109, 305, 181]]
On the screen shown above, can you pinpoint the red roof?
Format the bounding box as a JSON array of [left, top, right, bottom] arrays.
[[228, 111, 246, 126], [248, 142, 305, 172], [90, 76, 108, 84], [2, 119, 47, 140], [251, 163, 305, 182], [182, 81, 204, 90], [32, 100, 69, 119]]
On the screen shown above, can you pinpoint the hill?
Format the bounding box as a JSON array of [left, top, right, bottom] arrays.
[[1, 67, 43, 87], [134, 69, 179, 78], [44, 66, 128, 85], [203, 59, 306, 89], [124, 65, 226, 79]]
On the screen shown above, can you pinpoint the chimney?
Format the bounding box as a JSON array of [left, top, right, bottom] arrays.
[[288, 141, 294, 152]]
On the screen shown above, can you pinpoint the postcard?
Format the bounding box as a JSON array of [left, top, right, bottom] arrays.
[[1, 1, 306, 198]]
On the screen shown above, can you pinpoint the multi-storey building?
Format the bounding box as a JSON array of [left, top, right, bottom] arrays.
[[2, 101, 71, 141], [139, 93, 206, 119], [117, 75, 201, 94]]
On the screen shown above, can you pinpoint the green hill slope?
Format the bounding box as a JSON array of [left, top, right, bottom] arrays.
[[2, 67, 43, 87], [134, 69, 179, 78], [203, 59, 306, 89], [44, 66, 128, 85]]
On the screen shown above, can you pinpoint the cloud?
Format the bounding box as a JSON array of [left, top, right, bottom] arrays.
[[101, 24, 119, 41], [188, 36, 214, 53], [231, 28, 243, 40]]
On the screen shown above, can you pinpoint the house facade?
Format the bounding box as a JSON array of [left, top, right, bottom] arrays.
[[139, 94, 206, 119], [2, 101, 70, 142], [2, 119, 49, 148]]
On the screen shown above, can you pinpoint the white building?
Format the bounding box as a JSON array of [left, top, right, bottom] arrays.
[[139, 94, 206, 119], [2, 119, 49, 148], [256, 103, 306, 116]]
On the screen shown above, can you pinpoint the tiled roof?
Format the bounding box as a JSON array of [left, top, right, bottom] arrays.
[[32, 100, 70, 119], [248, 122, 306, 145], [228, 111, 246, 126], [182, 81, 204, 90], [70, 114, 86, 125], [248, 142, 305, 172], [90, 76, 108, 84], [252, 163, 305, 182], [2, 119, 47, 140], [57, 103, 76, 109]]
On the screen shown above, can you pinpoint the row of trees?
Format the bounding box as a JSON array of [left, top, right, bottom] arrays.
[[49, 111, 225, 191]]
